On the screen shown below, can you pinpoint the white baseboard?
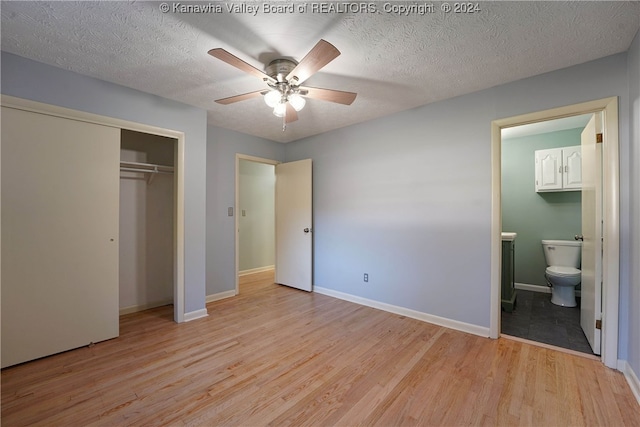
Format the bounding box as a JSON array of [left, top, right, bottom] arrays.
[[239, 265, 274, 276], [119, 299, 173, 315], [618, 359, 640, 405], [314, 286, 490, 338], [206, 290, 236, 303], [515, 283, 551, 293], [183, 308, 208, 322]]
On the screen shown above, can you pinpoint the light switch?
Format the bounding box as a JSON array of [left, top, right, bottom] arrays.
[[242, 210, 246, 217], [228, 207, 233, 216]]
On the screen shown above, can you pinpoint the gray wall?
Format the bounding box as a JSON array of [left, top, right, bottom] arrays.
[[286, 90, 494, 327], [1, 52, 208, 315], [285, 53, 630, 336], [239, 160, 275, 272], [206, 126, 285, 297], [626, 29, 640, 387], [502, 128, 583, 288]]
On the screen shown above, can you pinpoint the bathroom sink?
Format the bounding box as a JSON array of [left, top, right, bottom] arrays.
[[501, 232, 517, 241]]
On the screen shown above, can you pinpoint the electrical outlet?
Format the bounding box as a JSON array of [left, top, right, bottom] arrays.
[[364, 273, 369, 282]]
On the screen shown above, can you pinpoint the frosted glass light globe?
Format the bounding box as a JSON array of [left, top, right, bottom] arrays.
[[264, 90, 281, 108], [273, 102, 286, 117], [288, 94, 306, 111]]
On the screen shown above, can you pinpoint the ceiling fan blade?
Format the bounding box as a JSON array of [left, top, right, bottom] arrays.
[[286, 39, 340, 85], [285, 103, 298, 123], [215, 90, 265, 105], [300, 86, 357, 105], [208, 48, 275, 84]]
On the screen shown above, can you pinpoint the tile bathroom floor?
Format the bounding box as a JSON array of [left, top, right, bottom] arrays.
[[501, 289, 594, 355]]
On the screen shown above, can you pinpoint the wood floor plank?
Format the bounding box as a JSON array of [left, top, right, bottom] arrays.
[[2, 270, 639, 426]]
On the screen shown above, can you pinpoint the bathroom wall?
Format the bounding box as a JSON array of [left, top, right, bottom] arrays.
[[502, 128, 583, 289], [239, 160, 275, 272]]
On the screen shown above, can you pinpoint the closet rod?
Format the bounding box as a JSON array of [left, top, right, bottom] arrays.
[[120, 167, 173, 175], [119, 161, 174, 174]]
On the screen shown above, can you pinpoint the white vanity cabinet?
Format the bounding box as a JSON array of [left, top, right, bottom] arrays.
[[534, 145, 582, 192]]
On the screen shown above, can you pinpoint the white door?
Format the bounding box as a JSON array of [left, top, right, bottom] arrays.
[[580, 114, 602, 355], [1, 107, 120, 367], [275, 159, 312, 291]]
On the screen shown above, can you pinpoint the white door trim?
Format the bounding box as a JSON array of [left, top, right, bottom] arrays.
[[235, 154, 280, 295], [490, 97, 619, 369], [1, 95, 187, 323]]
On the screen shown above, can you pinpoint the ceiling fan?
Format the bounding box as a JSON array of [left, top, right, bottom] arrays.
[[208, 40, 357, 130]]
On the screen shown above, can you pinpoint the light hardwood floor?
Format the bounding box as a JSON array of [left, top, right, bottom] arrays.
[[2, 270, 639, 426]]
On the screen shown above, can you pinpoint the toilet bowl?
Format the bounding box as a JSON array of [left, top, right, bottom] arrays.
[[541, 240, 582, 307]]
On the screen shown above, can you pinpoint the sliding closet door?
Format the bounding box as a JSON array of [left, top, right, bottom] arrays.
[[1, 106, 120, 368]]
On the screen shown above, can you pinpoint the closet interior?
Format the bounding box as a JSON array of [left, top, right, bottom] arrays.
[[119, 129, 176, 315]]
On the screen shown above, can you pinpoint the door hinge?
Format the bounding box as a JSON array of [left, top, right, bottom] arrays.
[[596, 133, 603, 143], [595, 319, 602, 330]]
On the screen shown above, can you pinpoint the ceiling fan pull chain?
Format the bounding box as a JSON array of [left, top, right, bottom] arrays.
[[282, 113, 287, 132]]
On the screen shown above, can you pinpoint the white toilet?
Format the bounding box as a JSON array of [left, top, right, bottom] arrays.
[[541, 240, 582, 307]]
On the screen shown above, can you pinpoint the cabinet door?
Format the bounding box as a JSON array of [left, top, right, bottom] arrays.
[[1, 106, 120, 368], [535, 148, 562, 191], [562, 145, 582, 189]]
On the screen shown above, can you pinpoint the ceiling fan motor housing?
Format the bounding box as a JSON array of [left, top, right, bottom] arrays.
[[266, 59, 298, 83]]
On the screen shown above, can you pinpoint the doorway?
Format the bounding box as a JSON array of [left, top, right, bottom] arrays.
[[234, 154, 314, 294], [490, 97, 620, 369], [499, 114, 594, 354], [235, 154, 279, 295]]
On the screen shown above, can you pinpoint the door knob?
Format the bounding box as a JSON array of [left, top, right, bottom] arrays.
[[304, 228, 310, 233], [575, 235, 584, 241]]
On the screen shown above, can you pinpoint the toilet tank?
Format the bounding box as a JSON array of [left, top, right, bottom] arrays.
[[541, 240, 581, 268]]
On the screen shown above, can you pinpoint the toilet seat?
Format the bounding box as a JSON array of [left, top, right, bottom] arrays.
[[546, 266, 580, 277]]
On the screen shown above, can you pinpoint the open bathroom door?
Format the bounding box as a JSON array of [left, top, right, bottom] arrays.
[[580, 113, 602, 355]]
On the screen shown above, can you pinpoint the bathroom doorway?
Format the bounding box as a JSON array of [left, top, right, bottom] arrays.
[[500, 114, 593, 355], [490, 97, 620, 369]]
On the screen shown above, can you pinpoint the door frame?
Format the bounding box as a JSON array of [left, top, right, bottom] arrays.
[[1, 95, 187, 323], [490, 97, 619, 369], [234, 154, 280, 295]]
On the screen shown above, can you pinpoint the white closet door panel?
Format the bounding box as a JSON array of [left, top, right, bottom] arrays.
[[1, 106, 120, 368]]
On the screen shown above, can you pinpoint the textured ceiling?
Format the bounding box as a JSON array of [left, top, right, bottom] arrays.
[[1, 1, 639, 143]]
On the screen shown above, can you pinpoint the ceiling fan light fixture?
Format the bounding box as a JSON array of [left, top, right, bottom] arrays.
[[210, 40, 357, 128], [264, 89, 281, 108], [288, 93, 306, 111], [273, 101, 287, 117]]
